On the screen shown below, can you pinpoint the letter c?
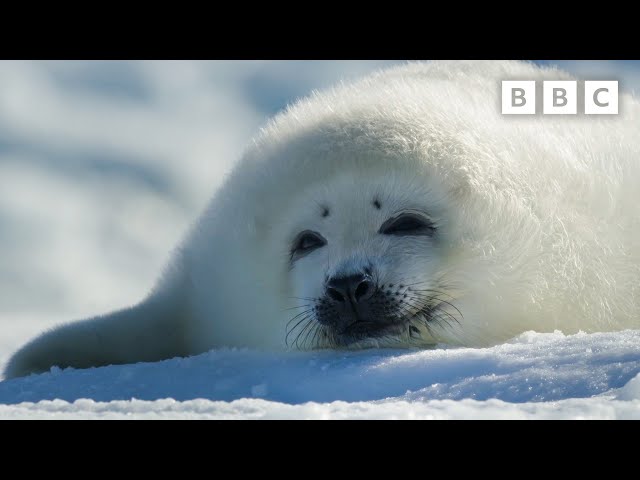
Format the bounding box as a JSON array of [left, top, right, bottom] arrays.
[[593, 88, 609, 107]]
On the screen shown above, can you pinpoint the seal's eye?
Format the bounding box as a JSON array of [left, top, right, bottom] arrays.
[[291, 230, 327, 260], [379, 212, 436, 236]]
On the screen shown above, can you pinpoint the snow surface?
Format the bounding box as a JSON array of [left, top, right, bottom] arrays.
[[1, 330, 639, 419]]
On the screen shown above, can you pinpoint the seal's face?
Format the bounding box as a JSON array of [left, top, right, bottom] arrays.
[[282, 171, 458, 349]]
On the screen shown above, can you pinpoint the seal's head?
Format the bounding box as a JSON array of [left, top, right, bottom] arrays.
[[280, 171, 460, 349]]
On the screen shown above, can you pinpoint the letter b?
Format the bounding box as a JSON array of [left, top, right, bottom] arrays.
[[553, 89, 567, 107], [502, 81, 536, 114], [543, 81, 576, 114], [512, 88, 527, 107]]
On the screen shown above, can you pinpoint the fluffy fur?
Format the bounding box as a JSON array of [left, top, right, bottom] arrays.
[[5, 60, 640, 379]]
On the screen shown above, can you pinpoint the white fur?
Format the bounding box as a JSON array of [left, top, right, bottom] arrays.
[[5, 60, 640, 379]]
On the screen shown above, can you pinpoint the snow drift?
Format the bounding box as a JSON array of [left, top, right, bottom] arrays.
[[1, 330, 639, 419]]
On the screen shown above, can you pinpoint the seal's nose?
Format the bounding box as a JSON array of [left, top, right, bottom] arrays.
[[326, 274, 374, 304]]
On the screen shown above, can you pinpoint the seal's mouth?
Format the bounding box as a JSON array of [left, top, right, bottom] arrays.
[[340, 320, 402, 336], [336, 318, 409, 344], [331, 304, 440, 345]]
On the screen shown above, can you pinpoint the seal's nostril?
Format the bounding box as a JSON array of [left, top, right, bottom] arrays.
[[327, 287, 345, 303], [355, 280, 370, 301], [327, 273, 374, 304]]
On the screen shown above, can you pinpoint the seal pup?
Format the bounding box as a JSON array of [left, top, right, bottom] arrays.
[[5, 60, 640, 379]]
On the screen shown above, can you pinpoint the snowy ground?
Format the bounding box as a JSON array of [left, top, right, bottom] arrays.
[[1, 331, 639, 419], [1, 61, 640, 419]]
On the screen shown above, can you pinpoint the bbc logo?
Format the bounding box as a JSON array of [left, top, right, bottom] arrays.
[[501, 81, 618, 115]]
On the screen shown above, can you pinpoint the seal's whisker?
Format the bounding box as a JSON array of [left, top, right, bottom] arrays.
[[287, 296, 317, 302], [402, 294, 462, 332], [287, 316, 313, 348], [405, 292, 463, 321], [408, 288, 458, 302], [301, 320, 319, 349], [285, 312, 315, 346], [294, 318, 316, 349], [286, 309, 315, 329], [283, 304, 311, 312]]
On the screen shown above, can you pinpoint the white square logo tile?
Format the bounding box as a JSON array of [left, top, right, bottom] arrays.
[[585, 81, 618, 115], [543, 81, 577, 115], [502, 81, 536, 115]]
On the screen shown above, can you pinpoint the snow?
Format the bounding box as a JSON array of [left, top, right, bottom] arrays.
[[1, 330, 639, 419]]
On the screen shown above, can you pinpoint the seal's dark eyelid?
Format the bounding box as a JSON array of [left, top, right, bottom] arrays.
[[379, 213, 436, 236], [291, 230, 327, 260]]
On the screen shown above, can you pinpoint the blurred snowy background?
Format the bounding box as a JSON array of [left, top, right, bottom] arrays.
[[1, 60, 639, 368]]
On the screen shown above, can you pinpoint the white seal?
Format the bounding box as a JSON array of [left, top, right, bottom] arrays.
[[5, 60, 640, 379]]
